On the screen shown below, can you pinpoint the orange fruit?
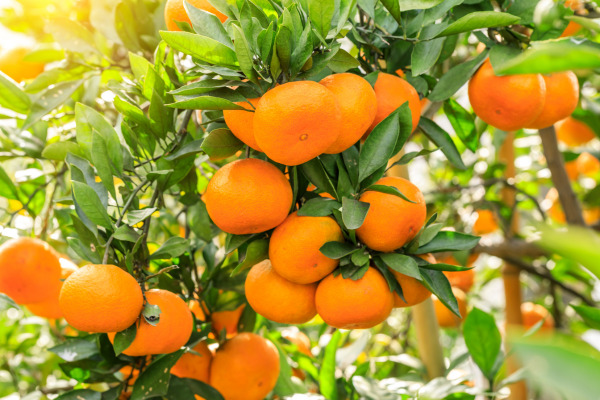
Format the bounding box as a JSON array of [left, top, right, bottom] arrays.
[[356, 177, 427, 252], [204, 158, 293, 234], [315, 267, 394, 329], [576, 152, 600, 176], [391, 253, 434, 308], [584, 207, 600, 225], [560, 21, 582, 37], [119, 365, 139, 387], [190, 300, 245, 338], [565, 159, 579, 180], [245, 260, 317, 324], [319, 73, 377, 153], [108, 289, 193, 356], [269, 212, 344, 284], [367, 72, 421, 135], [468, 59, 546, 131], [210, 333, 280, 400], [0, 47, 44, 82], [526, 71, 579, 129], [0, 237, 62, 304], [433, 287, 467, 328], [521, 302, 554, 329], [253, 81, 342, 165], [472, 209, 498, 235], [281, 328, 312, 357], [556, 116, 596, 146], [438, 255, 476, 293], [223, 98, 262, 151], [171, 341, 213, 382], [26, 257, 78, 319], [164, 0, 227, 31], [307, 183, 334, 199], [60, 264, 143, 333]]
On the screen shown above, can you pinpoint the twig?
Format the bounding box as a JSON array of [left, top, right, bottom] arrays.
[[142, 265, 179, 281]]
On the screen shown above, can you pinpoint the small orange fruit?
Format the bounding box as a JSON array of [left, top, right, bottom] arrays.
[[576, 152, 600, 176], [0, 47, 44, 82], [468, 59, 546, 131], [190, 300, 245, 338], [319, 73, 377, 153], [565, 159, 579, 180], [109, 289, 193, 356], [433, 287, 467, 328], [391, 254, 434, 308], [269, 212, 344, 284], [171, 341, 213, 382], [281, 328, 312, 357], [253, 81, 342, 165], [367, 72, 421, 135], [26, 257, 78, 319], [315, 267, 394, 329], [556, 116, 596, 146], [60, 264, 143, 333], [0, 237, 62, 304], [356, 177, 427, 252], [210, 333, 280, 400], [438, 255, 476, 293], [521, 302, 554, 329], [223, 98, 262, 151], [245, 260, 317, 324], [472, 209, 498, 235], [560, 21, 582, 37], [119, 365, 139, 386], [526, 71, 579, 129], [164, 0, 227, 31], [204, 158, 293, 234]]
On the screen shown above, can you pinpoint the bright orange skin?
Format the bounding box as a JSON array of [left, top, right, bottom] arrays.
[[521, 302, 554, 329], [560, 21, 582, 37], [109, 289, 193, 356], [210, 333, 280, 400], [281, 328, 312, 357], [356, 177, 427, 252], [468, 59, 546, 131], [171, 341, 213, 382], [577, 152, 600, 176], [190, 300, 245, 338], [26, 258, 78, 319], [367, 72, 421, 135], [556, 117, 596, 147], [472, 209, 498, 235], [565, 159, 579, 180], [392, 254, 434, 308], [0, 47, 44, 82], [319, 73, 377, 153], [315, 267, 394, 329], [437, 254, 476, 293], [60, 264, 143, 333], [253, 81, 342, 165], [204, 158, 293, 234], [526, 71, 579, 129], [0, 237, 62, 304], [245, 260, 317, 324], [269, 212, 344, 284], [223, 98, 262, 151], [164, 0, 227, 31], [433, 287, 467, 328]]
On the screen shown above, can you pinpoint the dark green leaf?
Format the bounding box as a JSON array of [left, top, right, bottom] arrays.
[[379, 253, 420, 280], [112, 323, 137, 356], [428, 50, 488, 101], [341, 197, 370, 230], [411, 38, 445, 76], [419, 117, 466, 170], [443, 98, 478, 152], [300, 158, 338, 199], [167, 96, 245, 110], [50, 338, 99, 361], [72, 181, 113, 229], [131, 350, 184, 400], [571, 305, 600, 329], [463, 308, 502, 379], [201, 128, 244, 159], [113, 225, 140, 243], [365, 184, 417, 203], [320, 241, 357, 259], [328, 49, 360, 73], [297, 198, 341, 217], [230, 239, 269, 276], [418, 222, 443, 246], [436, 12, 520, 37], [56, 390, 101, 400], [420, 269, 460, 317], [126, 208, 156, 226], [417, 231, 480, 253], [149, 237, 189, 260]]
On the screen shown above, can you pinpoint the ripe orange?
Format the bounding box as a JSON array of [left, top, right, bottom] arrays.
[[245, 260, 317, 324], [560, 21, 582, 37], [204, 158, 293, 234], [319, 73, 377, 153], [437, 255, 476, 293], [356, 177, 427, 252], [391, 253, 434, 308], [521, 302, 554, 329], [472, 209, 498, 235], [190, 300, 245, 338], [171, 341, 213, 382], [525, 71, 579, 129], [108, 289, 193, 356], [60, 264, 143, 333], [26, 257, 78, 319], [223, 98, 262, 151], [0, 47, 44, 82], [433, 287, 467, 328], [253, 81, 342, 165], [210, 333, 280, 400], [269, 212, 344, 284], [576, 152, 600, 177], [0, 237, 62, 305], [164, 0, 227, 31], [281, 328, 312, 357], [565, 159, 579, 180], [468, 59, 546, 131], [315, 267, 394, 329], [367, 72, 421, 135], [556, 117, 596, 146]]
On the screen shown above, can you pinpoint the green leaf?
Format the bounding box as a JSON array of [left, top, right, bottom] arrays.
[[180, 378, 225, 399], [365, 184, 417, 203], [319, 330, 341, 400], [297, 197, 341, 217], [328, 48, 361, 73], [113, 225, 140, 243], [387, 149, 437, 169], [126, 208, 156, 226], [72, 181, 113, 229], [341, 197, 370, 230], [24, 79, 83, 129], [571, 305, 600, 329], [399, 0, 444, 11], [160, 31, 238, 68], [0, 294, 19, 311], [566, 15, 600, 32], [418, 223, 443, 246], [275, 26, 293, 73], [41, 141, 81, 160], [131, 350, 184, 400], [309, 0, 335, 39], [435, 12, 520, 37], [463, 308, 502, 380], [419, 117, 466, 170], [50, 338, 99, 361], [149, 237, 189, 260], [168, 96, 245, 110], [232, 24, 258, 83], [225, 233, 257, 254], [112, 323, 137, 356], [320, 241, 357, 259], [56, 390, 101, 400], [184, 1, 232, 48], [443, 98, 478, 152], [300, 158, 338, 199], [291, 23, 314, 77], [379, 253, 420, 280], [231, 239, 269, 276], [417, 231, 480, 253], [165, 139, 204, 161], [91, 132, 116, 199], [201, 128, 244, 159], [0, 72, 31, 113], [411, 38, 445, 76], [0, 165, 19, 200], [46, 17, 99, 54], [187, 200, 212, 241], [420, 269, 460, 317], [428, 50, 488, 101]]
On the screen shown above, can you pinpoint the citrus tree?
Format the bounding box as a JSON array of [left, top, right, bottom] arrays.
[[1, 0, 600, 399]]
